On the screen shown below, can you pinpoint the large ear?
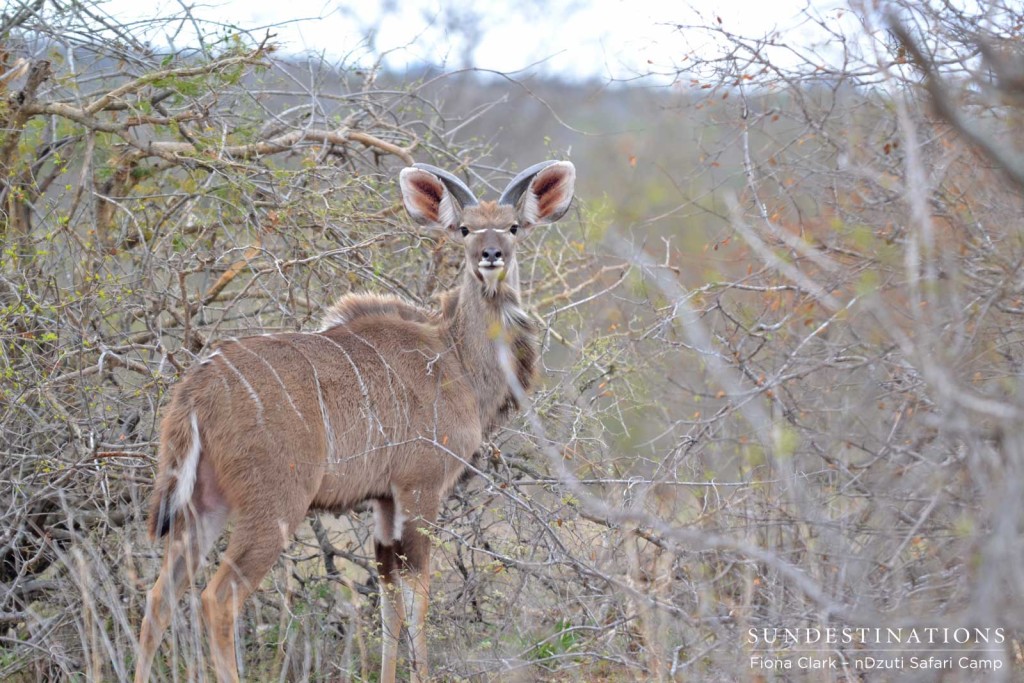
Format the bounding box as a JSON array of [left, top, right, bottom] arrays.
[[501, 161, 576, 227], [399, 167, 463, 231]]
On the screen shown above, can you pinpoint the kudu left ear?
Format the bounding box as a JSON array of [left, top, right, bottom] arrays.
[[499, 161, 576, 228], [399, 164, 479, 232]]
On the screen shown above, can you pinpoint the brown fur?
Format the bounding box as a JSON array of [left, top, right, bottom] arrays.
[[135, 161, 574, 683]]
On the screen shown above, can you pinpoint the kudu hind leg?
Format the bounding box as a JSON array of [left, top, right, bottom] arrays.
[[135, 510, 226, 683], [201, 513, 296, 683]]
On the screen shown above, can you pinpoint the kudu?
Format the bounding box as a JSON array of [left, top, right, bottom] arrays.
[[134, 160, 576, 682]]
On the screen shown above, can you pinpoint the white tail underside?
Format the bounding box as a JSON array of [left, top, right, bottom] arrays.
[[173, 411, 201, 510]]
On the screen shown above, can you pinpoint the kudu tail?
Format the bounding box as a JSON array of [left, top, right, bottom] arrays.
[[148, 407, 202, 539]]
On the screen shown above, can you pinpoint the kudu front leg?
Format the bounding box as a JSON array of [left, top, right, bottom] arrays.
[[397, 492, 437, 683], [374, 492, 437, 683], [404, 557, 431, 683], [375, 538, 407, 683], [375, 538, 431, 683]]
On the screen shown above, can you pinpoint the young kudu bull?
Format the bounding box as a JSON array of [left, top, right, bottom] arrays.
[[133, 160, 576, 682]]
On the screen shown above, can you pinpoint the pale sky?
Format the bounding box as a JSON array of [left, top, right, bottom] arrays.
[[101, 0, 847, 81]]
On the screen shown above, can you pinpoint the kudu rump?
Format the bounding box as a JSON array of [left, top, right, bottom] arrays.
[[134, 161, 576, 682]]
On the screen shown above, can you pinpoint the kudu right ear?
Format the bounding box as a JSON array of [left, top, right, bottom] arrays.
[[399, 164, 478, 232], [499, 160, 576, 227]]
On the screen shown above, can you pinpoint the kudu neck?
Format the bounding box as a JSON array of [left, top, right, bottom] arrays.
[[441, 257, 535, 432], [457, 256, 524, 320], [500, 258, 521, 293]]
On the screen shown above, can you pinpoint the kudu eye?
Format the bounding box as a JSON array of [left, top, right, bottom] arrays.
[[509, 224, 519, 235], [460, 226, 469, 237]]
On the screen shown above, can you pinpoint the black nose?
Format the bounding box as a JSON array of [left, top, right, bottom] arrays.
[[482, 247, 503, 263]]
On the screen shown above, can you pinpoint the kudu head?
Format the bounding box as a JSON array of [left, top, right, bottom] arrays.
[[399, 161, 576, 296]]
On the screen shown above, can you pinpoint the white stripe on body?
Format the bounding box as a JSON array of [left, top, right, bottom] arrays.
[[286, 340, 338, 464], [234, 342, 308, 425], [318, 334, 383, 452], [216, 353, 266, 427]]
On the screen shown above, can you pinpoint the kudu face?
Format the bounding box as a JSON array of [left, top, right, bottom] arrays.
[[460, 203, 519, 295], [400, 161, 576, 296]]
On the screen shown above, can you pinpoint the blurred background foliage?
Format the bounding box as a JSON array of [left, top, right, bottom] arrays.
[[3, 0, 1024, 680]]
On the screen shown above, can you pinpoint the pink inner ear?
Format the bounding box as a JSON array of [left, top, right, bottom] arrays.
[[533, 167, 572, 220], [407, 174, 443, 222], [532, 169, 564, 197], [412, 176, 443, 206]]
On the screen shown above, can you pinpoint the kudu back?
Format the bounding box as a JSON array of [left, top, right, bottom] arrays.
[[134, 160, 576, 683]]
